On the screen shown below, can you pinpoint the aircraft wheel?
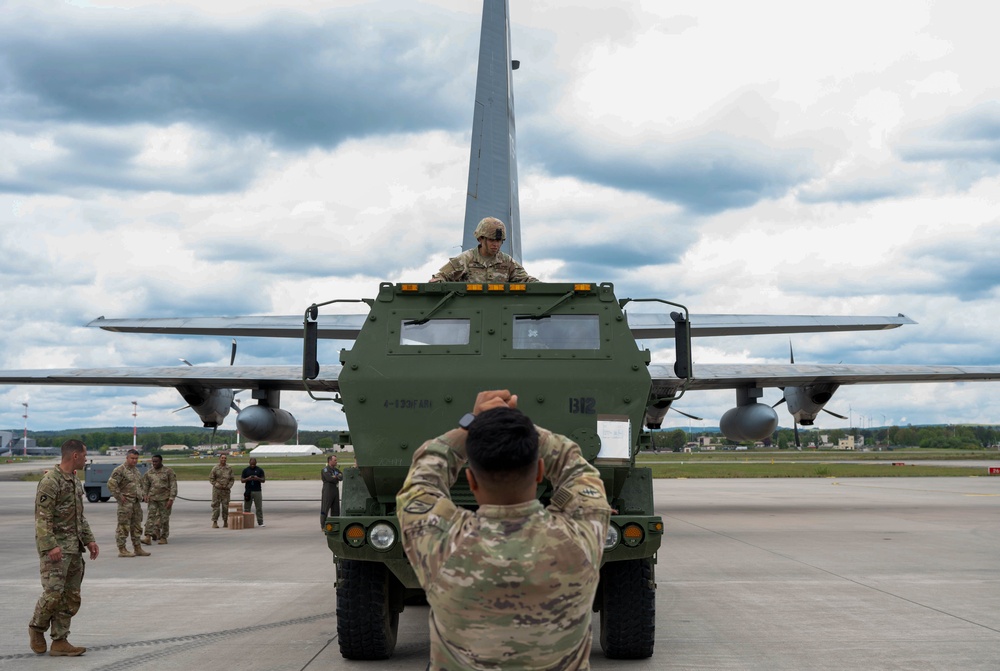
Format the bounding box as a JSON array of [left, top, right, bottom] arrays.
[[336, 559, 400, 660], [600, 558, 656, 659], [86, 488, 100, 503]]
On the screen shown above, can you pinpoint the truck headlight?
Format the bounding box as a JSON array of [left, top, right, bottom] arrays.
[[604, 524, 620, 550], [368, 522, 397, 551]]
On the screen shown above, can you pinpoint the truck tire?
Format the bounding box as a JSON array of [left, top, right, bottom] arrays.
[[336, 559, 400, 660], [86, 488, 100, 503], [599, 558, 656, 659]]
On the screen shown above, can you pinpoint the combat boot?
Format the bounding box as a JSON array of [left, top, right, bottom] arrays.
[[133, 543, 151, 557], [29, 627, 46, 654], [212, 520, 219, 528], [49, 639, 86, 656], [158, 538, 168, 544], [118, 547, 134, 558], [223, 519, 229, 528], [140, 535, 152, 545]]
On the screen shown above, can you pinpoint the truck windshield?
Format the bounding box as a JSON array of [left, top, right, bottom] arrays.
[[513, 314, 600, 350], [400, 319, 471, 346]]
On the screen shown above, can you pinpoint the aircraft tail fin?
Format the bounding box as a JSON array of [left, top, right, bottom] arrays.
[[463, 0, 522, 262]]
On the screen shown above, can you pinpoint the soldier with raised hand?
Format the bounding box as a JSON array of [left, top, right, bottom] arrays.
[[397, 390, 611, 670], [107, 449, 150, 558], [141, 454, 177, 545], [29, 439, 99, 657], [209, 453, 235, 528], [429, 217, 538, 283]]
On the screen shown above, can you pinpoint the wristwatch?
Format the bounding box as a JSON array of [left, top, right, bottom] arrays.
[[458, 412, 477, 430]]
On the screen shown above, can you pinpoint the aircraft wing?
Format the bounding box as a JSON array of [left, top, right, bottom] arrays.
[[89, 312, 914, 340], [0, 364, 342, 393], [629, 313, 915, 338], [648, 363, 1000, 395], [89, 315, 365, 340]]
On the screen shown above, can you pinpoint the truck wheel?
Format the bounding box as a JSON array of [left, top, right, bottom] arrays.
[[600, 558, 656, 659], [86, 488, 100, 503], [336, 560, 400, 660]]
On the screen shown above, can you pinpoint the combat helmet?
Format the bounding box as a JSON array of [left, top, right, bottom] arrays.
[[474, 217, 506, 241]]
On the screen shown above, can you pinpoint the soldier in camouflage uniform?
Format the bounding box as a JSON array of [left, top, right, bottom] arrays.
[[29, 439, 99, 657], [141, 454, 177, 544], [397, 390, 611, 670], [107, 449, 150, 557], [209, 453, 235, 528], [430, 217, 538, 283]]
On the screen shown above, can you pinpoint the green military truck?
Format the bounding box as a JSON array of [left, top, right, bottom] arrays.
[[306, 281, 688, 660]]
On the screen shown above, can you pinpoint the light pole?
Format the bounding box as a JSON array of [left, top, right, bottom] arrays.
[[132, 401, 138, 448], [22, 402, 28, 456]]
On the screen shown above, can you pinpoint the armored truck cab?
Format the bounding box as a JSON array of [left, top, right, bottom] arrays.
[[312, 282, 672, 660]]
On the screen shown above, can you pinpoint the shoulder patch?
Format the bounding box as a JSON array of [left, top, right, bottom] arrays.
[[39, 494, 49, 503], [403, 499, 436, 515], [579, 487, 603, 499]]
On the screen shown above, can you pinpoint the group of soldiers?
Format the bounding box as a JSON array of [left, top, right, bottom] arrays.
[[108, 449, 179, 557]]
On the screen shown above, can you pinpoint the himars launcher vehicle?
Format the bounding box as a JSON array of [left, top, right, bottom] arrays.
[[3, 0, 1000, 664], [306, 281, 685, 658]]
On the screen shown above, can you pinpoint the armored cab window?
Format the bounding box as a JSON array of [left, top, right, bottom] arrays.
[[513, 314, 600, 350], [400, 319, 471, 346]]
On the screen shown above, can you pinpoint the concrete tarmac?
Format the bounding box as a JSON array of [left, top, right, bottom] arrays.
[[1, 477, 997, 670]]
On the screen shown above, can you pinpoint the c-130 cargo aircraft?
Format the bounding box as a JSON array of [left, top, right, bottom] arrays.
[[2, 0, 1000, 661], [2, 0, 997, 447]]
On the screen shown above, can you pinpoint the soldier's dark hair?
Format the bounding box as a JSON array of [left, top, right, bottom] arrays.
[[61, 439, 86, 458], [127, 449, 139, 456], [466, 407, 538, 483], [152, 454, 163, 460]]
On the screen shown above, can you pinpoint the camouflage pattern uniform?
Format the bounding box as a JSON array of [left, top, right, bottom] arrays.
[[30, 466, 96, 642], [209, 464, 235, 524], [431, 247, 538, 283], [397, 426, 611, 670], [108, 462, 146, 549], [142, 466, 177, 540]]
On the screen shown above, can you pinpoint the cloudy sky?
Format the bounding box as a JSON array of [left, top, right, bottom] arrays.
[[2, 0, 998, 435]]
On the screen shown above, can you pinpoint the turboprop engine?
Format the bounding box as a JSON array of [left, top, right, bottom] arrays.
[[783, 383, 841, 426], [235, 389, 297, 443], [177, 385, 235, 428], [719, 387, 779, 442]]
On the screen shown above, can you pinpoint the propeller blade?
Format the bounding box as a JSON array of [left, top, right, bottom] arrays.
[[822, 408, 848, 420], [179, 358, 193, 366], [793, 421, 801, 449], [669, 407, 704, 421], [789, 340, 795, 364], [172, 405, 191, 414], [772, 397, 787, 409], [230, 339, 237, 366], [231, 401, 242, 413]]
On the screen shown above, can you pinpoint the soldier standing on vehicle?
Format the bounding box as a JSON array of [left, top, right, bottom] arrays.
[[320, 454, 344, 529], [141, 455, 177, 545], [108, 449, 150, 558], [209, 454, 235, 528], [429, 217, 537, 283], [397, 390, 611, 670], [241, 457, 266, 527], [29, 439, 100, 657]]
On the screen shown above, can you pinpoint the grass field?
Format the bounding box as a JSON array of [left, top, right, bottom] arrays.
[[16, 448, 998, 481]]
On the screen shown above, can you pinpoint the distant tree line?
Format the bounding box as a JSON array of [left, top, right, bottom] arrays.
[[645, 424, 1000, 451], [24, 427, 352, 452]]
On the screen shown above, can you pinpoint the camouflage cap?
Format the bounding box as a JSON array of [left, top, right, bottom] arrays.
[[474, 217, 506, 241]]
